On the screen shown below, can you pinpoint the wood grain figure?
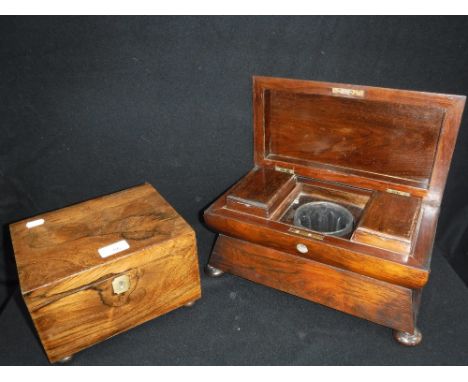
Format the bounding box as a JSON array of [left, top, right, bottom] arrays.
[[10, 183, 201, 363], [205, 76, 465, 345]]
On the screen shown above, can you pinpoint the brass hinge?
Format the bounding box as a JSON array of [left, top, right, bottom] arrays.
[[275, 165, 295, 175], [386, 188, 411, 197]]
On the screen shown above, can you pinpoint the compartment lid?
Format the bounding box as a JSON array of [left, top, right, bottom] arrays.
[[10, 183, 193, 294], [226, 167, 296, 218], [253, 76, 465, 204]]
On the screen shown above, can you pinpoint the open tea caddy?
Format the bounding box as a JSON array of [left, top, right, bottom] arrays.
[[204, 76, 465, 345]]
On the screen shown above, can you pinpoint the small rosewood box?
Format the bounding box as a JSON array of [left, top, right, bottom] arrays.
[[10, 183, 201, 363], [204, 76, 465, 345]]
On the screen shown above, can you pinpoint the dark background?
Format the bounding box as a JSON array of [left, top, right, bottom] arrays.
[[1, 16, 468, 365]]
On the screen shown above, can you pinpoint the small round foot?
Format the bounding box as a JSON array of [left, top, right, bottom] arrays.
[[393, 327, 422, 346], [184, 300, 196, 307], [205, 264, 224, 277], [57, 355, 73, 364]]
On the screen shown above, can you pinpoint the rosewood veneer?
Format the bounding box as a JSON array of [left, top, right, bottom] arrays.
[[204, 76, 465, 345]]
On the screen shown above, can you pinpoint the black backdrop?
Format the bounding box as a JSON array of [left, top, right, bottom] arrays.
[[1, 16, 468, 365]]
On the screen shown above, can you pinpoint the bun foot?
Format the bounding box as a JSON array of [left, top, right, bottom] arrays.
[[205, 264, 224, 277], [184, 300, 196, 307], [393, 327, 422, 346], [57, 355, 73, 364]]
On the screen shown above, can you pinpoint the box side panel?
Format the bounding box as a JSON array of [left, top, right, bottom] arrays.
[[23, 233, 200, 363], [209, 235, 415, 333]]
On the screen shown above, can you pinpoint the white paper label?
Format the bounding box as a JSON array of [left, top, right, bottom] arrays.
[[26, 219, 45, 229], [98, 240, 130, 258]]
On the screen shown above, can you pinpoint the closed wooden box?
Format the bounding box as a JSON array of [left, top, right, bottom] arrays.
[[204, 76, 465, 345], [10, 183, 201, 363]]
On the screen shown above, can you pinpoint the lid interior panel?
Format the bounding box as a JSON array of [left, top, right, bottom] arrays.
[[263, 89, 446, 189]]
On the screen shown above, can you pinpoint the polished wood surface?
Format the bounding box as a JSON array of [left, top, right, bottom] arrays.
[[11, 183, 192, 293], [253, 76, 465, 205], [10, 183, 201, 363], [205, 193, 429, 289], [352, 192, 422, 254], [29, 235, 199, 363], [265, 89, 443, 186], [226, 167, 295, 217], [210, 235, 416, 333], [205, 76, 465, 341]]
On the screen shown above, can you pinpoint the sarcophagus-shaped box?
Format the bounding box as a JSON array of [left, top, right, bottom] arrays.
[[10, 183, 201, 363], [204, 76, 465, 345]]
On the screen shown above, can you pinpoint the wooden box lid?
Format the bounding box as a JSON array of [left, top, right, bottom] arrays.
[[10, 183, 193, 294], [253, 76, 465, 204]]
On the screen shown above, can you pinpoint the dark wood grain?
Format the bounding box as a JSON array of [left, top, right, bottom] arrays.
[[226, 167, 296, 217], [205, 201, 429, 289], [254, 76, 466, 205], [266, 90, 443, 186], [352, 192, 422, 254], [210, 235, 416, 333], [205, 76, 465, 341], [10, 183, 201, 363]]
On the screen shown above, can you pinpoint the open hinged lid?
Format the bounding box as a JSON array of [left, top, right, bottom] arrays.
[[253, 76, 465, 205], [10, 183, 193, 294]]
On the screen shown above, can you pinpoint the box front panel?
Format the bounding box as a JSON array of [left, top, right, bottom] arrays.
[[204, 207, 429, 289], [210, 235, 415, 333], [25, 235, 200, 363]]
